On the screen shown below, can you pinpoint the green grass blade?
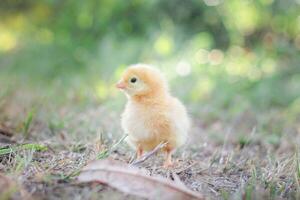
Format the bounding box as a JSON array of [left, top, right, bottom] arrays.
[[0, 143, 48, 155]]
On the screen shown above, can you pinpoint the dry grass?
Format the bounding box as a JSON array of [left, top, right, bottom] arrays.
[[0, 90, 299, 200]]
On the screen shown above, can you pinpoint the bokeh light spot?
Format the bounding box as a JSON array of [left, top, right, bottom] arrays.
[[209, 49, 224, 65], [192, 32, 214, 49], [0, 31, 17, 52], [96, 81, 109, 99], [194, 49, 209, 64], [77, 10, 93, 29], [229, 1, 259, 35], [176, 60, 191, 76], [154, 34, 173, 56]]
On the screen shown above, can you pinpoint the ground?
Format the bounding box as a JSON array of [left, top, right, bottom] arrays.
[[0, 88, 299, 200]]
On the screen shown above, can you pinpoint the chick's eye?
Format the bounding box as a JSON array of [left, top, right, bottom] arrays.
[[130, 77, 137, 83]]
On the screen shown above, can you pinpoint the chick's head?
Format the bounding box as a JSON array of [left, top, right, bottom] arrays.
[[116, 64, 168, 98]]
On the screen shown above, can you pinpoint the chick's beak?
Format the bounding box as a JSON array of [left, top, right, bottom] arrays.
[[116, 81, 127, 89]]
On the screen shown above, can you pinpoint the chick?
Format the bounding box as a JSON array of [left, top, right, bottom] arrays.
[[116, 64, 190, 167]]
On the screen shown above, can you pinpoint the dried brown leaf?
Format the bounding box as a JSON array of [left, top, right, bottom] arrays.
[[78, 158, 204, 200]]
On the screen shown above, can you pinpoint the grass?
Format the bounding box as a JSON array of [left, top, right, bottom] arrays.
[[96, 134, 128, 160], [0, 84, 299, 199], [22, 110, 35, 139], [0, 144, 47, 156]]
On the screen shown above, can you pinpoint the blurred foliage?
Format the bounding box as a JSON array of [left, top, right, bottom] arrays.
[[0, 0, 299, 116]]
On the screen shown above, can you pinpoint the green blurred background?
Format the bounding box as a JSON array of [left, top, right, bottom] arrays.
[[0, 0, 299, 132]]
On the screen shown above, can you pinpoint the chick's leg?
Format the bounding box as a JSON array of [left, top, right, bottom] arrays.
[[136, 144, 143, 159], [163, 147, 174, 168]]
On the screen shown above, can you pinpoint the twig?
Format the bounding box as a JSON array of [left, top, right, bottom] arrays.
[[175, 162, 197, 174], [172, 172, 187, 187], [110, 134, 128, 153], [129, 153, 136, 164], [131, 142, 167, 166], [208, 186, 218, 195], [194, 167, 210, 174]]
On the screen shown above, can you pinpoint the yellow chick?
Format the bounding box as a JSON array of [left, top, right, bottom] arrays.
[[116, 64, 190, 167]]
